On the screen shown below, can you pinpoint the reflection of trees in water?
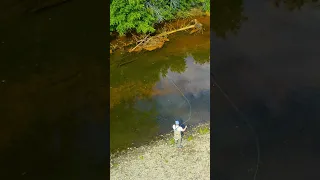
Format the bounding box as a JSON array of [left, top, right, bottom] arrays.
[[110, 46, 210, 105], [191, 51, 210, 65], [110, 49, 209, 107], [110, 53, 188, 107], [273, 0, 319, 11], [211, 0, 319, 39], [169, 57, 187, 74], [211, 0, 247, 38]]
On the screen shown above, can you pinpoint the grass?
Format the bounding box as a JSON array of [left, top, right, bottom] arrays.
[[113, 163, 119, 168], [169, 138, 175, 145], [187, 135, 194, 141], [197, 126, 210, 135], [168, 138, 175, 145]]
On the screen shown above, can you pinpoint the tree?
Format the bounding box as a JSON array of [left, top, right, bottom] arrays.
[[110, 0, 210, 35], [110, 0, 156, 36]]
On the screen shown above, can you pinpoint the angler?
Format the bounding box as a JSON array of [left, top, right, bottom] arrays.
[[172, 120, 187, 149]]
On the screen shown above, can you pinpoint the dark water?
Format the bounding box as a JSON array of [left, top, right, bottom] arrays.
[[110, 19, 210, 153], [0, 0, 109, 179], [212, 0, 320, 179]]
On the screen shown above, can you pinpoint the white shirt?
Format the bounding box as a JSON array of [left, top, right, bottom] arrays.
[[172, 125, 183, 131]]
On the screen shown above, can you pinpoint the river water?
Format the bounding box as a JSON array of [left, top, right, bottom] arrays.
[[110, 16, 210, 153], [212, 0, 320, 179]]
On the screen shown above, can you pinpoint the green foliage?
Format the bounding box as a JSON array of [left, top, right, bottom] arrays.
[[146, 0, 175, 22], [202, 0, 210, 12], [110, 0, 209, 35], [110, 0, 156, 36], [169, 138, 175, 145], [198, 126, 210, 135], [187, 135, 194, 141]]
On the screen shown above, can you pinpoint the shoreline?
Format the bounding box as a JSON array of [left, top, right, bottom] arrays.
[[110, 10, 210, 54], [110, 122, 210, 180]]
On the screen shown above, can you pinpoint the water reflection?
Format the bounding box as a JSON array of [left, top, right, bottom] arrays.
[[212, 0, 320, 179], [273, 0, 319, 11], [110, 25, 210, 152], [152, 56, 210, 133], [211, 0, 247, 38]]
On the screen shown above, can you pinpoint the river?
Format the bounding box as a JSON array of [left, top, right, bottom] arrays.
[[211, 0, 320, 179], [110, 16, 210, 153]]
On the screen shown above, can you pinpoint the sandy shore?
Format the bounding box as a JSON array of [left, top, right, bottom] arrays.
[[110, 123, 210, 180]]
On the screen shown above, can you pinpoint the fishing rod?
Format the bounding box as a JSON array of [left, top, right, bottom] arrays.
[[210, 72, 260, 180]]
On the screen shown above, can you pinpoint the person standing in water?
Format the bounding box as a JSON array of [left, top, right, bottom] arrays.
[[173, 120, 187, 148]]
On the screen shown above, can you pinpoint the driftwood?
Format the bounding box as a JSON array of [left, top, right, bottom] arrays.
[[129, 19, 203, 53]]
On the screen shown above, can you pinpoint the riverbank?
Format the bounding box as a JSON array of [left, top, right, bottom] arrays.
[[110, 9, 210, 53], [110, 123, 210, 180]]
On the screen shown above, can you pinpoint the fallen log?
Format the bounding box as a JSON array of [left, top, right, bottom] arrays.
[[129, 19, 203, 53]]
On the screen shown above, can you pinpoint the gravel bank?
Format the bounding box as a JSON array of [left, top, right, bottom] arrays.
[[110, 123, 210, 180]]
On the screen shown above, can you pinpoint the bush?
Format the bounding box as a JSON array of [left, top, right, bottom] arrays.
[[110, 0, 156, 36], [110, 0, 210, 35]]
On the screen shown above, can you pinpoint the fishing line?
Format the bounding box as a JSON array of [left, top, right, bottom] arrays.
[[211, 72, 260, 180], [164, 75, 192, 133], [167, 75, 192, 124]]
